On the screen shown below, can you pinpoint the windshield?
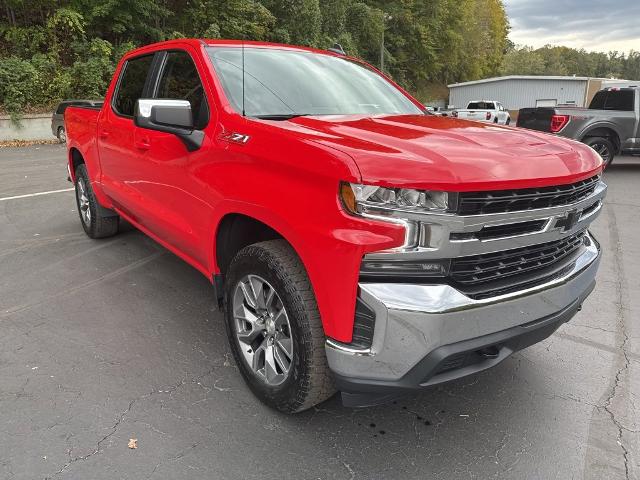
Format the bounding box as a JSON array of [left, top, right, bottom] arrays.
[[206, 47, 423, 118]]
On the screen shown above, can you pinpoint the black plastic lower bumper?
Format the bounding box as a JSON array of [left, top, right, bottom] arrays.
[[336, 280, 595, 408]]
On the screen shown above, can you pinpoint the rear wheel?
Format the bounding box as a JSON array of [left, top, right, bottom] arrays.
[[57, 126, 66, 143], [224, 240, 335, 413], [74, 164, 119, 238], [584, 136, 615, 168]]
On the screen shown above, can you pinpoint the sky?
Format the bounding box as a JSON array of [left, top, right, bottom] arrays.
[[503, 0, 640, 52]]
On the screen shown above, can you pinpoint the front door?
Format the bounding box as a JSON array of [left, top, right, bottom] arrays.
[[128, 47, 216, 268]]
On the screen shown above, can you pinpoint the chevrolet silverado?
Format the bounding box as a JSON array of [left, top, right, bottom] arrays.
[[65, 39, 606, 412]]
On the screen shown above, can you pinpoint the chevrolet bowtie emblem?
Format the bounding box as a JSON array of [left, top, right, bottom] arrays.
[[555, 209, 580, 232]]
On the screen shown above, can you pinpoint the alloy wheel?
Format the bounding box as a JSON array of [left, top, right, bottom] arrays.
[[232, 274, 294, 386], [77, 177, 91, 226], [590, 143, 612, 163]]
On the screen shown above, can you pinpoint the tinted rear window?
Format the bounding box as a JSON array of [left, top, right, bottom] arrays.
[[113, 54, 154, 117], [467, 102, 495, 110], [589, 90, 635, 111]]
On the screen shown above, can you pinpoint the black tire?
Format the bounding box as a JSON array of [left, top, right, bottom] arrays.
[[584, 136, 615, 168], [74, 164, 119, 238], [57, 126, 66, 143], [506, 117, 511, 125], [224, 240, 336, 413], [494, 118, 498, 124]]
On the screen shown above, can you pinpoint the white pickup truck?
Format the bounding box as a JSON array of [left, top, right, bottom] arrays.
[[453, 101, 511, 125]]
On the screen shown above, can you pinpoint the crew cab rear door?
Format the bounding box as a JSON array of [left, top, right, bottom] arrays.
[[98, 52, 156, 208]]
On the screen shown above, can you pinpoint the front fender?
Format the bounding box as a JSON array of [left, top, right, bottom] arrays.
[[208, 199, 403, 342]]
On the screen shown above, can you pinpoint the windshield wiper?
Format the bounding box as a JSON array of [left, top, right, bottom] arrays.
[[252, 114, 312, 121]]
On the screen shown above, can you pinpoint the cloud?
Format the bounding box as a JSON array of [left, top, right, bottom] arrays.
[[503, 0, 640, 52]]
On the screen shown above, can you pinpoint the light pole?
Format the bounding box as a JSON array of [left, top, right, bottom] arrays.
[[380, 13, 392, 73]]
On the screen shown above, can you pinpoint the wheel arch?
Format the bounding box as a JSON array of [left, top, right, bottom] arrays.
[[68, 147, 85, 182], [580, 125, 622, 154], [215, 213, 286, 276], [212, 210, 310, 310]]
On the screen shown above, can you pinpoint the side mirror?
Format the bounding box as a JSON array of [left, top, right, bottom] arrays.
[[134, 99, 204, 151]]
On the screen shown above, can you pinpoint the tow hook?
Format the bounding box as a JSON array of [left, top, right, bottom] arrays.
[[477, 346, 500, 359]]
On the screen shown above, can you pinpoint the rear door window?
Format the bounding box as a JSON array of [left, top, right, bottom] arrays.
[[155, 50, 208, 129], [113, 54, 155, 117]]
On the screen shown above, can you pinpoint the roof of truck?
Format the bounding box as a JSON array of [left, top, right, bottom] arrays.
[[124, 38, 349, 60]]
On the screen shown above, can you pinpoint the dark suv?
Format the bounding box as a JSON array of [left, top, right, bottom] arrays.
[[51, 100, 103, 143]]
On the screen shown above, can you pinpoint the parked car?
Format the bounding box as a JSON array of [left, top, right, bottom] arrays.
[[64, 39, 606, 413], [52, 99, 103, 143], [453, 100, 511, 124], [517, 87, 640, 167]]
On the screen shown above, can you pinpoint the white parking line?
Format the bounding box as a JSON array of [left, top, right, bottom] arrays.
[[0, 188, 74, 202]]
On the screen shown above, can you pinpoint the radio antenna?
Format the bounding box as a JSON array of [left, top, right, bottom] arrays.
[[241, 41, 246, 116]]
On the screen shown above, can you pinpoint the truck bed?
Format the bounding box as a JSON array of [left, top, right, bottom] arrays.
[[65, 106, 100, 172]]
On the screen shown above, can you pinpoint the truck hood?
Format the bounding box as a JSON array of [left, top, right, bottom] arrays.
[[286, 114, 603, 191]]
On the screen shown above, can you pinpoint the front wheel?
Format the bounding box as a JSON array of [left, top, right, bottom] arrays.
[[57, 126, 66, 143], [224, 240, 336, 413], [584, 136, 615, 168]]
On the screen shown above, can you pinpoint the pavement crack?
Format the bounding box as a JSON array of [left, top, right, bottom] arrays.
[[492, 432, 509, 466], [342, 461, 356, 480], [569, 323, 616, 334], [600, 206, 632, 480], [48, 398, 138, 478], [44, 367, 218, 479], [146, 442, 200, 479]]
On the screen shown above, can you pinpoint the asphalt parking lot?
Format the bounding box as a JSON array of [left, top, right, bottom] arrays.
[[0, 144, 638, 480]]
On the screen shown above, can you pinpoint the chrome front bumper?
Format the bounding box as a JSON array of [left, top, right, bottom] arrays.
[[326, 232, 600, 391]]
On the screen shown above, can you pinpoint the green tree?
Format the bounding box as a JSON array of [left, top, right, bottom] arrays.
[[501, 46, 546, 75], [261, 0, 321, 45]]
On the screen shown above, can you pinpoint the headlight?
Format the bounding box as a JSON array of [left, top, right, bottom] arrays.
[[340, 182, 450, 215]]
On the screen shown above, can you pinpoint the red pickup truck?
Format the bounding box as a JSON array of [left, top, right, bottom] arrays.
[[65, 39, 606, 412]]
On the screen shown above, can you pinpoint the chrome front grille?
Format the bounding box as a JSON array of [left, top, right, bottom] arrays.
[[450, 219, 548, 241], [449, 231, 586, 299], [457, 175, 601, 216], [360, 177, 606, 301]]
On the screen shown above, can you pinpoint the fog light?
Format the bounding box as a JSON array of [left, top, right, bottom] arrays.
[[360, 259, 449, 281]]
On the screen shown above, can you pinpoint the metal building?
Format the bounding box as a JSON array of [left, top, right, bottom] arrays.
[[448, 76, 615, 112]]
